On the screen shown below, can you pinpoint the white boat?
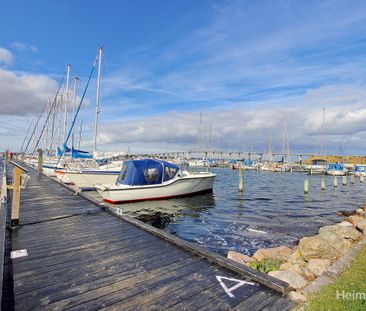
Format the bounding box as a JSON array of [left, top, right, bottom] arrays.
[[352, 165, 366, 177], [55, 162, 122, 190], [95, 159, 216, 204], [305, 164, 327, 175], [326, 163, 347, 176]]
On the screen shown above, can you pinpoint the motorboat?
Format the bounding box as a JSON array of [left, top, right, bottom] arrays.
[[352, 165, 366, 177], [95, 159, 216, 204], [326, 163, 347, 176], [305, 164, 327, 175]]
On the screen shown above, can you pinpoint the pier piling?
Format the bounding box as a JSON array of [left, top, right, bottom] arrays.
[[333, 176, 338, 188], [351, 174, 355, 184], [360, 175, 364, 183], [304, 179, 309, 194], [342, 176, 347, 186], [239, 166, 244, 192], [321, 176, 325, 190]]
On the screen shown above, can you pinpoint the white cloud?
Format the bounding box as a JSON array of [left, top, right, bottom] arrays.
[[95, 84, 366, 155], [0, 69, 58, 115], [0, 47, 14, 66], [10, 42, 38, 53]]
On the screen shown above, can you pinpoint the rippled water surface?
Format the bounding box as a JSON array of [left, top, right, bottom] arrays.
[[106, 168, 366, 256]]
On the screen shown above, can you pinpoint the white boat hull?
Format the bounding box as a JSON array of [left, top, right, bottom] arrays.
[[326, 170, 346, 176], [61, 171, 120, 190], [96, 173, 215, 203]]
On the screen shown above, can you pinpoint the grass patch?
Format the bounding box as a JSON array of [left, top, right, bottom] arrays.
[[306, 243, 366, 311], [248, 258, 284, 274]]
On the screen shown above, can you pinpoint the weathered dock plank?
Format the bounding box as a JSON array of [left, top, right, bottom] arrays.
[[2, 163, 294, 310]]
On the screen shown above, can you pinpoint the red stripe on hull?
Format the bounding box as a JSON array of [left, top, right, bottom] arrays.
[[103, 188, 213, 204]]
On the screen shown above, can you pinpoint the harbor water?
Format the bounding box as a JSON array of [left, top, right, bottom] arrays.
[[99, 168, 366, 256]]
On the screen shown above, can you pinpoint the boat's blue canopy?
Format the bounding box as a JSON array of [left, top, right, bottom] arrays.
[[244, 159, 253, 166], [117, 159, 179, 186], [327, 163, 344, 170], [355, 165, 366, 172]]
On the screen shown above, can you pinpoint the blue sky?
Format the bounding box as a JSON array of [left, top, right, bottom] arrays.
[[1, 0, 366, 155]]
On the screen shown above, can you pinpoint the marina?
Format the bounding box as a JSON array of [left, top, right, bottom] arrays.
[[0, 158, 293, 310], [2, 2, 366, 310]]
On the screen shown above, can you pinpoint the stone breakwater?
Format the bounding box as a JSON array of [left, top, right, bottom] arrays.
[[227, 206, 366, 305]]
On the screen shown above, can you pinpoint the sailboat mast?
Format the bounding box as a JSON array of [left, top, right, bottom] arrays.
[[320, 107, 325, 156], [268, 129, 273, 162], [94, 47, 103, 153], [63, 64, 71, 142], [242, 120, 246, 155], [282, 116, 289, 162], [78, 120, 83, 150], [71, 77, 79, 148]]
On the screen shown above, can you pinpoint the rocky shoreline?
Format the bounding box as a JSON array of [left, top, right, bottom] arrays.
[[227, 206, 366, 307]]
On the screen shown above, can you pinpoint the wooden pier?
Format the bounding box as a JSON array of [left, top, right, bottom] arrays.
[[1, 162, 294, 310]]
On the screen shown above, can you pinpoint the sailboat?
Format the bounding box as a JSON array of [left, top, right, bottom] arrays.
[[307, 108, 327, 175], [55, 47, 122, 190]]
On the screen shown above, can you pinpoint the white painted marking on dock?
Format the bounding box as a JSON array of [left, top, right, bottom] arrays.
[[216, 276, 255, 298], [11, 249, 28, 259]]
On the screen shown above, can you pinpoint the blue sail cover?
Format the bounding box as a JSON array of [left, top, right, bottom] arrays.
[[117, 159, 179, 186], [57, 143, 92, 158], [71, 148, 92, 159]]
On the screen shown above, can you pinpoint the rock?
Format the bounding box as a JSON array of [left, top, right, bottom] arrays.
[[319, 225, 362, 241], [298, 235, 339, 261], [345, 215, 364, 227], [252, 246, 293, 261], [305, 258, 331, 277], [280, 262, 306, 278], [289, 248, 306, 266], [336, 210, 354, 217], [356, 208, 365, 215], [318, 230, 353, 256], [336, 221, 353, 227], [356, 219, 366, 234], [288, 291, 307, 303], [279, 261, 292, 270], [268, 270, 307, 290], [227, 251, 256, 266]]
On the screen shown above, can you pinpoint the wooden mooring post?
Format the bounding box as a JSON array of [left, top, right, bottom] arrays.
[[11, 166, 22, 228], [37, 148, 43, 173], [333, 176, 338, 188], [351, 174, 355, 184], [342, 176, 347, 186], [360, 175, 364, 183], [9, 161, 29, 228]]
